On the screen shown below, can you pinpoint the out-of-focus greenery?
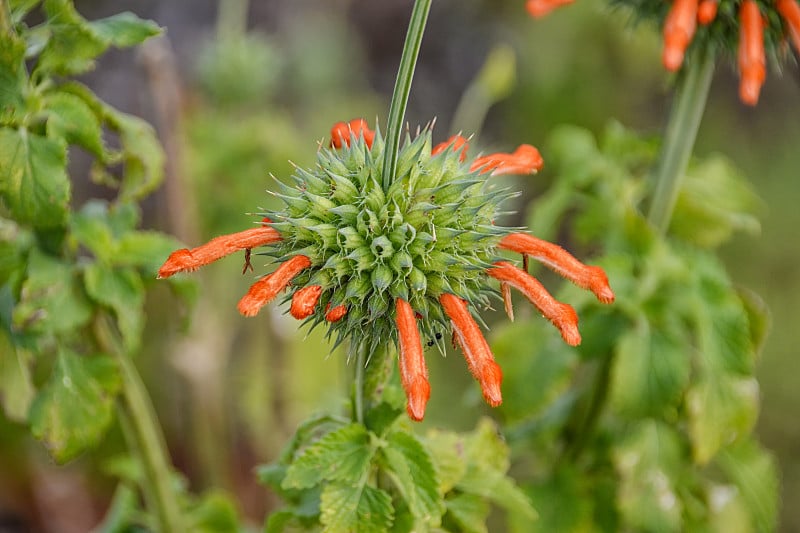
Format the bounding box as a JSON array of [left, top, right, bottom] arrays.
[[1, 0, 798, 531]]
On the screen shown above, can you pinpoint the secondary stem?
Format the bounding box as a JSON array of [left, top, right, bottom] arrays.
[[381, 0, 431, 189], [97, 316, 184, 532], [647, 43, 715, 233], [354, 343, 368, 425]]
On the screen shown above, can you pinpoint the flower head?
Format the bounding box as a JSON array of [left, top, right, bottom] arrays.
[[526, 0, 800, 105], [158, 119, 613, 420]]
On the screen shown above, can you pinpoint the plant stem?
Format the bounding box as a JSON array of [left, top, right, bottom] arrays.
[[382, 0, 431, 190], [647, 43, 715, 233], [0, 0, 12, 34], [96, 317, 184, 532], [354, 343, 368, 425]]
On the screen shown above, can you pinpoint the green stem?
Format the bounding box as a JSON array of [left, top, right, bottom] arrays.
[[381, 0, 431, 189], [97, 317, 184, 532], [354, 343, 368, 425], [647, 43, 715, 233], [0, 0, 13, 34]]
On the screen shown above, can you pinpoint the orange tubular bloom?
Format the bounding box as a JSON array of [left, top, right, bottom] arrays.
[[432, 135, 470, 162], [290, 285, 323, 319], [330, 118, 375, 149], [157, 224, 281, 279], [526, 0, 575, 18], [395, 298, 431, 421], [662, 0, 698, 71], [499, 233, 615, 304], [488, 261, 581, 346], [739, 0, 766, 105], [325, 304, 347, 322], [470, 144, 544, 176], [697, 0, 718, 24], [777, 0, 800, 55], [439, 293, 503, 407], [237, 255, 311, 317]]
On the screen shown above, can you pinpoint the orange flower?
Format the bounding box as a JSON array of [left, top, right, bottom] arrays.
[[157, 119, 614, 420], [778, 0, 800, 54], [330, 118, 375, 149], [662, 0, 698, 71], [526, 0, 575, 18], [738, 0, 766, 105], [697, 0, 719, 24]]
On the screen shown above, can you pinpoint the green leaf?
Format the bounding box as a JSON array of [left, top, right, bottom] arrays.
[[13, 249, 92, 335], [0, 33, 27, 122], [29, 350, 121, 463], [686, 375, 759, 465], [83, 264, 144, 353], [104, 109, 165, 200], [70, 202, 116, 263], [188, 490, 240, 533], [609, 317, 690, 418], [36, 0, 108, 75], [423, 429, 467, 494], [0, 219, 29, 286], [706, 483, 754, 533], [90, 12, 161, 48], [613, 420, 683, 533], [716, 439, 778, 533], [0, 326, 35, 422], [0, 128, 70, 228], [445, 493, 490, 533], [457, 419, 536, 521], [515, 467, 592, 533], [282, 423, 373, 490], [9, 0, 42, 22], [380, 431, 444, 527], [320, 482, 394, 533], [736, 287, 770, 358], [44, 90, 105, 158], [671, 155, 761, 248]]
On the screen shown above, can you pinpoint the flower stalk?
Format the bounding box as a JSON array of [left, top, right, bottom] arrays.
[[382, 0, 432, 189], [95, 316, 184, 532], [647, 42, 715, 233]]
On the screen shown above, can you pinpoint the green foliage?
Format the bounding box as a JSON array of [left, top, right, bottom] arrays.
[[259, 400, 532, 532], [490, 122, 777, 532]]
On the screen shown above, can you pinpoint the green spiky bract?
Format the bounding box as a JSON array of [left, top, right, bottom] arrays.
[[261, 129, 516, 359]]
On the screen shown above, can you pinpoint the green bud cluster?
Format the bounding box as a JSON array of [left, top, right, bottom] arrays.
[[262, 130, 516, 355]]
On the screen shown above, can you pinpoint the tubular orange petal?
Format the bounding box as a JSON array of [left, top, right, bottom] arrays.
[[157, 224, 281, 278], [330, 118, 375, 149], [777, 0, 800, 54], [325, 304, 347, 322], [526, 0, 575, 18], [662, 0, 698, 71], [470, 144, 544, 176], [697, 0, 718, 24], [432, 135, 469, 162], [237, 255, 312, 317], [499, 233, 615, 303], [439, 293, 503, 407], [488, 261, 581, 346], [739, 0, 766, 105], [291, 285, 323, 319], [395, 298, 431, 421]]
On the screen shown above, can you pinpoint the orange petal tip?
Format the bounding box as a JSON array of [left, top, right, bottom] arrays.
[[480, 361, 503, 407], [406, 376, 431, 421]]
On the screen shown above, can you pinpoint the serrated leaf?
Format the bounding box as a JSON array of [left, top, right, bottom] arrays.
[[282, 423, 373, 490], [0, 128, 70, 228], [90, 12, 161, 48], [716, 439, 778, 533], [445, 493, 490, 533], [381, 431, 443, 527], [687, 375, 759, 465], [70, 203, 116, 263], [104, 109, 165, 200], [613, 420, 683, 533], [0, 33, 27, 121], [44, 90, 105, 158], [83, 264, 144, 353], [609, 317, 690, 418], [37, 0, 108, 75], [13, 249, 92, 335], [0, 326, 35, 422], [320, 482, 394, 533], [29, 350, 121, 463]]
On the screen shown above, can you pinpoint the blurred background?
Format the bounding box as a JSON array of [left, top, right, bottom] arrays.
[[0, 0, 798, 530]]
